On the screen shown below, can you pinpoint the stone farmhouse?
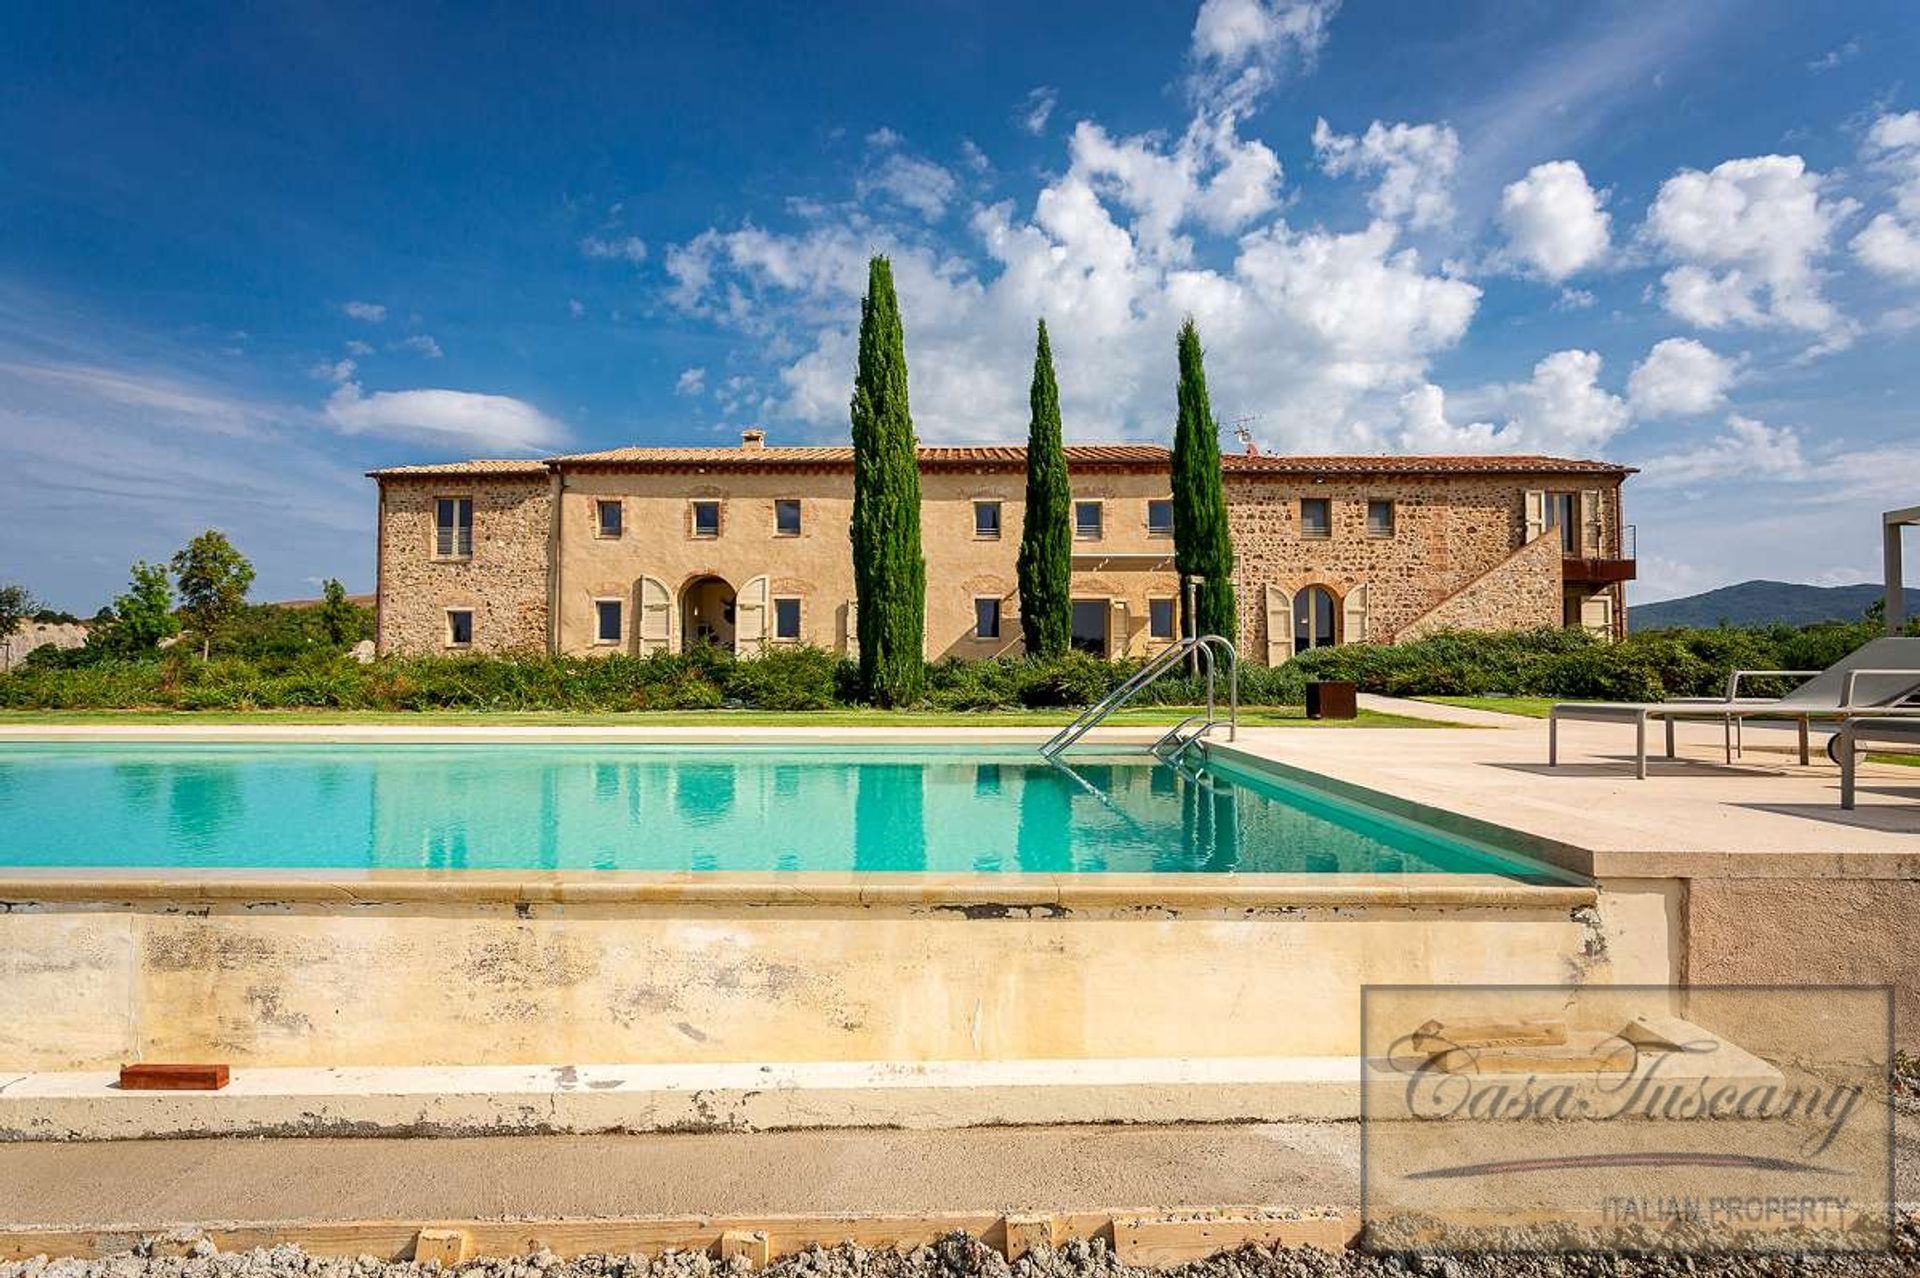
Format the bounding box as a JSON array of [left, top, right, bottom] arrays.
[[369, 430, 1634, 666]]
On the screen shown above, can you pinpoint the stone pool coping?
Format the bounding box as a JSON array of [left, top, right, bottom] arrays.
[[0, 866, 1595, 909]]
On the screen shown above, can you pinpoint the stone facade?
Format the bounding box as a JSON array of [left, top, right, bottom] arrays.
[[371, 443, 1632, 664], [0, 621, 88, 672], [374, 469, 552, 656], [1224, 468, 1627, 661]]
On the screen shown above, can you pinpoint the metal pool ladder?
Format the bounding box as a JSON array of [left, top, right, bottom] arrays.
[[1040, 635, 1239, 758]]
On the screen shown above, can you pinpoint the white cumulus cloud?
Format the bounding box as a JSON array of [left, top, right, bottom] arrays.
[[1626, 337, 1734, 418], [1017, 87, 1058, 136], [858, 150, 960, 220], [1394, 349, 1629, 455], [391, 334, 444, 359], [342, 300, 387, 322], [1644, 154, 1854, 343], [1189, 0, 1338, 111], [1313, 118, 1460, 230], [1635, 414, 1807, 488], [1498, 160, 1610, 281], [324, 383, 565, 452], [675, 366, 707, 396], [1851, 111, 1920, 281], [579, 235, 649, 264]]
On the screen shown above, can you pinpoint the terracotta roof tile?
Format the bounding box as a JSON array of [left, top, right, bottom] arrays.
[[544, 443, 1172, 468], [1221, 453, 1635, 476], [366, 459, 551, 478]]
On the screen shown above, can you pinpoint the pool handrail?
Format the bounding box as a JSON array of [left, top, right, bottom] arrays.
[[1041, 634, 1239, 757]]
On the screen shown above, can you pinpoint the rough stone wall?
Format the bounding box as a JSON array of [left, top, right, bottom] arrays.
[[1394, 531, 1564, 642], [0, 621, 87, 672], [1225, 472, 1623, 663], [376, 477, 552, 655]]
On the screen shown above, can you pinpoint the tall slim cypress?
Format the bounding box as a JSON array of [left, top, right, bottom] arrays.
[[849, 256, 926, 706], [1016, 319, 1072, 659], [1171, 317, 1236, 641]]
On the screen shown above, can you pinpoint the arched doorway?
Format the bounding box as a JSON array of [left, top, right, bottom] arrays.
[[681, 576, 736, 652], [1293, 585, 1338, 654]]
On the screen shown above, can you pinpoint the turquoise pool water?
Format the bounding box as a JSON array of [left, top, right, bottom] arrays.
[[0, 743, 1554, 877]]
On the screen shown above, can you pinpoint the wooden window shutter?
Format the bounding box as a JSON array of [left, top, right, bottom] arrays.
[[843, 599, 859, 657], [1579, 592, 1614, 639], [1263, 584, 1293, 666], [735, 575, 770, 656], [1580, 489, 1602, 556], [1523, 490, 1547, 542], [636, 575, 673, 655], [1341, 584, 1370, 645]]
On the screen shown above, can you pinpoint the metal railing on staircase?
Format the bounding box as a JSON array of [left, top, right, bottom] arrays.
[[1039, 635, 1238, 757]]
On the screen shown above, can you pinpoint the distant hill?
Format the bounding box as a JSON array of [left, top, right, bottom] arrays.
[[1633, 580, 1918, 630]]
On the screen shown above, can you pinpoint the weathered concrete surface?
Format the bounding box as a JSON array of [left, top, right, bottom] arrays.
[[0, 891, 1603, 1072], [0, 1124, 1361, 1225], [0, 1057, 1378, 1139]]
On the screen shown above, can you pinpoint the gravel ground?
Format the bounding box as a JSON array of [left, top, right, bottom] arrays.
[[5, 1221, 1918, 1278]]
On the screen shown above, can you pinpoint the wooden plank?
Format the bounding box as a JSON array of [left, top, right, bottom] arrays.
[[718, 1231, 770, 1268], [1408, 1017, 1565, 1055], [412, 1229, 469, 1266], [117, 1063, 229, 1091], [1112, 1213, 1350, 1265], [1002, 1214, 1055, 1261], [1, 1210, 1353, 1267]]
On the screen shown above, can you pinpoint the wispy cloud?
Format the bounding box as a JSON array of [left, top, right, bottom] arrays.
[[1016, 87, 1058, 136], [341, 300, 387, 322], [323, 383, 565, 452], [579, 234, 648, 264], [390, 333, 444, 359]]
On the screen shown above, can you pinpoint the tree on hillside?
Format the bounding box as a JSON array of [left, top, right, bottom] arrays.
[[849, 256, 927, 707], [1171, 318, 1236, 641], [1016, 319, 1072, 659], [92, 561, 179, 655], [172, 530, 256, 661], [317, 578, 360, 647], [0, 584, 36, 646]]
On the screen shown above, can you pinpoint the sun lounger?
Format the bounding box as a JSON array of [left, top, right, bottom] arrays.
[[1836, 716, 1920, 809], [1549, 637, 1920, 778]]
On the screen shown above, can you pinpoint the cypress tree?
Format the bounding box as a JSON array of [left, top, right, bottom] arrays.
[[849, 256, 927, 706], [1171, 317, 1236, 641], [1016, 318, 1072, 659]]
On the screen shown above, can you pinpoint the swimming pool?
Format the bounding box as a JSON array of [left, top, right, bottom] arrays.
[[0, 742, 1551, 877]]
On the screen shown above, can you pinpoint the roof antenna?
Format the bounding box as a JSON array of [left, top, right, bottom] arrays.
[[1229, 415, 1260, 456]]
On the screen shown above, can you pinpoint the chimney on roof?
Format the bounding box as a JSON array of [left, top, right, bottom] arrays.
[[740, 428, 767, 451]]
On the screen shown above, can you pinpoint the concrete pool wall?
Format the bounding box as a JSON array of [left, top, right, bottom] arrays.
[[0, 871, 1637, 1072]]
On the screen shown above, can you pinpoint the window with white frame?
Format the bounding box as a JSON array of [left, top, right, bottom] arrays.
[[1074, 500, 1103, 539], [595, 499, 623, 538], [691, 500, 721, 537], [1147, 598, 1175, 640], [775, 498, 802, 536], [773, 597, 802, 641], [1147, 498, 1174, 536], [973, 500, 1002, 538], [974, 596, 1002, 639], [1366, 499, 1395, 538], [434, 496, 473, 558], [594, 598, 623, 645], [446, 609, 474, 647]]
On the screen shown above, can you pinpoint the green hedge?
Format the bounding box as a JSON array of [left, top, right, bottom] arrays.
[[0, 617, 1896, 712]]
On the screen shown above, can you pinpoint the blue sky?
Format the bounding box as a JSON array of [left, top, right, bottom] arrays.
[[3, 0, 1918, 611]]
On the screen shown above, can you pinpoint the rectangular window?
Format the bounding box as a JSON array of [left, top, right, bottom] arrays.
[[596, 499, 623, 538], [446, 609, 473, 647], [1147, 498, 1174, 536], [1366, 499, 1395, 538], [1300, 497, 1332, 539], [774, 498, 802, 536], [1546, 491, 1579, 553], [974, 596, 1002, 639], [434, 496, 473, 558], [1070, 599, 1109, 655], [1074, 500, 1103, 540], [1148, 598, 1176, 640], [973, 500, 1002, 538], [691, 500, 721, 537], [773, 597, 802, 640], [594, 599, 623, 645]]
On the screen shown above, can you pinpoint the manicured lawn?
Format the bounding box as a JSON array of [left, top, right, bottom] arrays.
[[0, 704, 1433, 729], [1417, 695, 1557, 719]]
